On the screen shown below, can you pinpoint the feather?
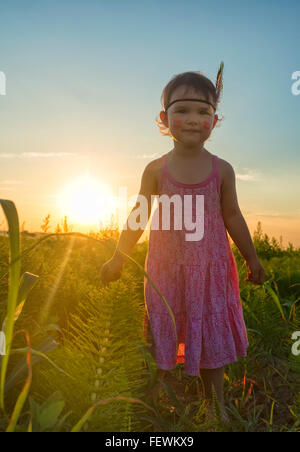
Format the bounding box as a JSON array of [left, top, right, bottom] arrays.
[[216, 61, 224, 102]]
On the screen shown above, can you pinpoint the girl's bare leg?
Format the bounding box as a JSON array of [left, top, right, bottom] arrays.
[[199, 367, 229, 422], [200, 367, 225, 405], [152, 369, 167, 405]]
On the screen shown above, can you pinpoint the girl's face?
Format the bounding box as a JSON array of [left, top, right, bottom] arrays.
[[160, 86, 218, 144]]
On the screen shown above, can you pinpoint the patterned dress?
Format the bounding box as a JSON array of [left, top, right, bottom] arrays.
[[143, 152, 249, 375]]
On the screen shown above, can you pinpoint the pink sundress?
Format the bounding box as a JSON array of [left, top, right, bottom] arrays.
[[143, 152, 249, 376]]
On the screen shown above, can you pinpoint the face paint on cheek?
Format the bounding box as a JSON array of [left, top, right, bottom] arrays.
[[172, 119, 183, 128], [203, 120, 211, 130]]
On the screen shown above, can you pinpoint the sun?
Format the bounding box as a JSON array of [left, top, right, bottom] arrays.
[[58, 174, 117, 227]]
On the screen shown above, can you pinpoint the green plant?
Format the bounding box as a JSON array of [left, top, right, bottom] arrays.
[[28, 391, 71, 432], [0, 200, 73, 431]]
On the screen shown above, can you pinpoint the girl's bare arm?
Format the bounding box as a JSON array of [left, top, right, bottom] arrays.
[[220, 160, 265, 285], [112, 160, 158, 264]]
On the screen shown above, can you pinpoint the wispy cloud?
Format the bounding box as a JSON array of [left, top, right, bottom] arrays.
[[236, 169, 262, 181], [0, 180, 23, 184], [0, 152, 77, 159], [0, 180, 23, 192], [249, 212, 300, 220], [132, 153, 159, 159], [23, 152, 77, 158]]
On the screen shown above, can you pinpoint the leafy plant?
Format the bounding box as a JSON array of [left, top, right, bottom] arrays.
[[28, 391, 71, 432]]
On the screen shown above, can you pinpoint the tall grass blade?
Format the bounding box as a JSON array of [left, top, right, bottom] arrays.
[[269, 400, 275, 432], [0, 199, 21, 412], [265, 284, 286, 322], [7, 346, 74, 386], [27, 416, 32, 432], [6, 330, 32, 432], [2, 272, 39, 331]]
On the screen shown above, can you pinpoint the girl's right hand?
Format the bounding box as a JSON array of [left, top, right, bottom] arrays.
[[100, 254, 124, 287]]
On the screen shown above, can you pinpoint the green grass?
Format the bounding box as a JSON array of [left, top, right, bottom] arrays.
[[0, 202, 299, 432]]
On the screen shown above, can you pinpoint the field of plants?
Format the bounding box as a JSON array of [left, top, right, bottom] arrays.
[[0, 199, 299, 432]]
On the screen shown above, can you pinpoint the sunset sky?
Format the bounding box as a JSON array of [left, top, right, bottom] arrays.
[[0, 1, 299, 247]]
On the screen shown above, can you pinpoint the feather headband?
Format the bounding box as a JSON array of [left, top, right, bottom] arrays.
[[164, 61, 224, 112]]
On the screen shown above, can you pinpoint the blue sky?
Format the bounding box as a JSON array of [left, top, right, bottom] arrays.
[[0, 0, 299, 246]]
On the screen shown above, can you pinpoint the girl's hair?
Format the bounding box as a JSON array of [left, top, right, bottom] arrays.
[[156, 62, 224, 136]]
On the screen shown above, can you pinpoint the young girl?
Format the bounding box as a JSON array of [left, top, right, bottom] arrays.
[[100, 62, 265, 420]]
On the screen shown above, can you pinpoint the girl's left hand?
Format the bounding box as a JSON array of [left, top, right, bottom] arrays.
[[244, 257, 265, 286]]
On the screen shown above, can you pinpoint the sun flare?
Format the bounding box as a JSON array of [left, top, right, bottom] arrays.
[[58, 174, 117, 226]]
